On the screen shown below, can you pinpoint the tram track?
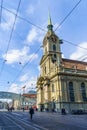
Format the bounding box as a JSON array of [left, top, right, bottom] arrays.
[[3, 112, 48, 130]]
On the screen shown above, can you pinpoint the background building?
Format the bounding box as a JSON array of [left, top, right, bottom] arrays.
[[36, 17, 87, 113], [21, 91, 37, 110]]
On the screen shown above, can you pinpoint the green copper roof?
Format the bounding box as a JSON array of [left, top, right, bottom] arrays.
[[47, 13, 53, 31], [48, 13, 52, 25]]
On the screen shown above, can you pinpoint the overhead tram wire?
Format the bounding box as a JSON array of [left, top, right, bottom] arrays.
[[0, 5, 46, 32], [0, 0, 83, 90], [0, 0, 22, 77], [0, 0, 3, 24], [6, 46, 41, 92], [63, 39, 87, 51], [11, 45, 42, 84], [77, 54, 87, 61], [1, 13, 44, 86], [54, 0, 82, 32], [63, 39, 87, 61], [2, 16, 26, 42]]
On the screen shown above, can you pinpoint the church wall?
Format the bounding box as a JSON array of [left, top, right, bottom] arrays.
[[37, 18, 87, 113]]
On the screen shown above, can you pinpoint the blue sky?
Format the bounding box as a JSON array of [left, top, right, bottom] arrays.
[[0, 0, 87, 94]]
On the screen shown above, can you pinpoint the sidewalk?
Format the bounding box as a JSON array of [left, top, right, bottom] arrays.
[[27, 111, 87, 130]]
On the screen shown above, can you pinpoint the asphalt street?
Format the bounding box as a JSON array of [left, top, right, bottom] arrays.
[[0, 110, 87, 130]]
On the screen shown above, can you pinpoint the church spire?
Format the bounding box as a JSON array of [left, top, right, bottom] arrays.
[[47, 13, 53, 31]]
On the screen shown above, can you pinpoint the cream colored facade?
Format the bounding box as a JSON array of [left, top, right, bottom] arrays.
[[36, 17, 87, 113], [13, 99, 20, 109]]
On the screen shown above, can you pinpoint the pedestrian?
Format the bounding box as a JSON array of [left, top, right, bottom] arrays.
[[22, 107, 25, 112], [61, 108, 66, 115], [29, 106, 34, 120]]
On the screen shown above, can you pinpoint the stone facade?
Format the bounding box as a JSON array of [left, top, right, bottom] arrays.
[[36, 17, 87, 113]]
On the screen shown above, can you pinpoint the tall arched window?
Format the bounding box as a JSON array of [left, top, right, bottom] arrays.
[[54, 54, 57, 59], [44, 66, 46, 74], [52, 84, 54, 92], [69, 82, 75, 102], [81, 82, 87, 101], [53, 44, 56, 51]]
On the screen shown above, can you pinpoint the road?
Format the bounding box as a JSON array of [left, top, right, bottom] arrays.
[[0, 110, 87, 130]]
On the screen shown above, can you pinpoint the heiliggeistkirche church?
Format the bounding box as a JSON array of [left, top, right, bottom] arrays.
[[36, 16, 87, 113]]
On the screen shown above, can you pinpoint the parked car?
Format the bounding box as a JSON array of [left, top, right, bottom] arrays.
[[71, 109, 84, 114]]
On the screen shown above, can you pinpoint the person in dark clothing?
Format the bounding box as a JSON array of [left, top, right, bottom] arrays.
[[22, 107, 25, 112], [29, 107, 34, 120], [61, 108, 66, 115]]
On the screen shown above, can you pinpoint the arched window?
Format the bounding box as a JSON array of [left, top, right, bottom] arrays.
[[51, 54, 57, 63], [54, 54, 57, 59], [81, 82, 87, 101], [52, 84, 54, 92], [68, 82, 75, 102], [53, 44, 56, 51], [44, 66, 46, 74]]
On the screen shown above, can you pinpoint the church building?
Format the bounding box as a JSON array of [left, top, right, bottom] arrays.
[[36, 16, 87, 113]]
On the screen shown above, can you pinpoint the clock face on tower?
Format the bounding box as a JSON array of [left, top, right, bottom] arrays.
[[51, 35, 57, 42]]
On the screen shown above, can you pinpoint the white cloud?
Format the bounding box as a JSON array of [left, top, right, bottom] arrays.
[[2, 46, 38, 65], [8, 83, 20, 94], [54, 23, 61, 30], [28, 53, 38, 62], [25, 77, 37, 92], [62, 54, 65, 58], [70, 42, 87, 61], [26, 26, 45, 45], [3, 46, 28, 64], [1, 10, 16, 31], [37, 65, 40, 72], [19, 73, 29, 82], [26, 28, 37, 43], [19, 76, 37, 93], [26, 4, 35, 15]]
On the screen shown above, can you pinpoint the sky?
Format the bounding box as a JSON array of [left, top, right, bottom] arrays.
[[0, 0, 87, 95]]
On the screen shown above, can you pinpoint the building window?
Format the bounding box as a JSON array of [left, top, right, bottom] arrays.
[[68, 82, 75, 102], [54, 54, 57, 59], [44, 66, 46, 74], [53, 44, 56, 51], [81, 82, 87, 101], [52, 54, 57, 63], [52, 84, 54, 92]]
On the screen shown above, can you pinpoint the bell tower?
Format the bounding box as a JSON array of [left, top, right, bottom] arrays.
[[37, 15, 63, 111], [40, 15, 63, 77]]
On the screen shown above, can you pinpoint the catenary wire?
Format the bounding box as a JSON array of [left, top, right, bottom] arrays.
[[1, 16, 43, 88], [63, 39, 87, 51], [61, 39, 87, 62], [63, 39, 87, 62], [0, 5, 46, 32], [0, 0, 22, 77], [0, 0, 3, 24], [11, 45, 42, 84], [0, 0, 86, 93], [2, 15, 87, 62], [2, 16, 27, 42], [8, 37, 87, 89], [1, 16, 87, 88], [77, 54, 87, 60], [54, 0, 82, 32], [2, 16, 87, 83], [6, 45, 41, 93]]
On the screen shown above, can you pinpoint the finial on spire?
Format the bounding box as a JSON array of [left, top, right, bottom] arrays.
[[47, 10, 53, 31], [48, 11, 52, 25]]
